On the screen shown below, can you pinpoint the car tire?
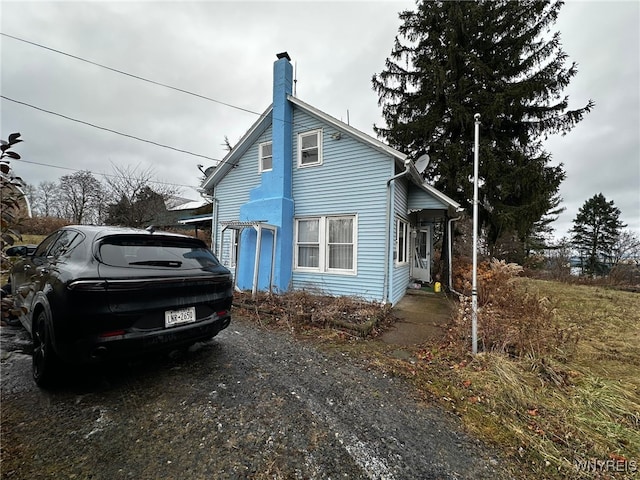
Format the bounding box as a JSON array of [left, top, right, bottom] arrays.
[[32, 310, 61, 388]]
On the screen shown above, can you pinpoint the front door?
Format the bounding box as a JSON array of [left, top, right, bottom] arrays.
[[412, 227, 431, 283]]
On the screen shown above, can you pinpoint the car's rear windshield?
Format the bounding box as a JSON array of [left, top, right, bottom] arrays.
[[98, 236, 221, 269]]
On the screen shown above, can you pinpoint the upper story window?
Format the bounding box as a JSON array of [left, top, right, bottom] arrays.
[[259, 141, 273, 172], [298, 129, 322, 167]]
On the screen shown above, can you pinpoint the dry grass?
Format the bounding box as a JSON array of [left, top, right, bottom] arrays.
[[234, 290, 395, 338], [359, 279, 640, 479], [240, 276, 640, 479]]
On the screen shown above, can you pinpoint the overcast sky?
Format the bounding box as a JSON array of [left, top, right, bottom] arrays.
[[1, 0, 638, 239]]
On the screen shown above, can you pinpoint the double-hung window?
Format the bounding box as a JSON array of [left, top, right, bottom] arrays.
[[296, 219, 320, 268], [259, 141, 272, 172], [395, 218, 409, 264], [298, 130, 322, 167], [295, 215, 356, 274], [328, 217, 354, 270]]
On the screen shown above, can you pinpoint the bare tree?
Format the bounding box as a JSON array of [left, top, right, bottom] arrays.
[[58, 170, 104, 224], [612, 230, 640, 266], [33, 181, 61, 217], [104, 164, 178, 227]]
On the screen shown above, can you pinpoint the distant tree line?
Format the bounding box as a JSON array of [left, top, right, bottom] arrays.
[[24, 165, 180, 228]]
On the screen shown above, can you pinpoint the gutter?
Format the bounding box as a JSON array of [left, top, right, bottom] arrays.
[[383, 159, 412, 304]]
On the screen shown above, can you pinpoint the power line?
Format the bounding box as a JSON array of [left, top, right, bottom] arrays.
[[0, 32, 325, 133], [10, 157, 197, 189], [1, 95, 222, 163], [0, 32, 263, 117]]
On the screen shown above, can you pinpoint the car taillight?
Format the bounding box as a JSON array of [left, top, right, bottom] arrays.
[[217, 310, 228, 317], [99, 330, 125, 338]]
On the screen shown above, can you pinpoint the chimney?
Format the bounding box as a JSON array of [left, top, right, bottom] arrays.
[[271, 52, 293, 198]]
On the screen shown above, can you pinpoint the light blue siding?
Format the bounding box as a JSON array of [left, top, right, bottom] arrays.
[[390, 176, 411, 304], [214, 123, 272, 267], [408, 184, 449, 210], [290, 108, 392, 302]]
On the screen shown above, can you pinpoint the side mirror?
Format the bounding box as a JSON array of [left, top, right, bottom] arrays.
[[5, 245, 30, 257]]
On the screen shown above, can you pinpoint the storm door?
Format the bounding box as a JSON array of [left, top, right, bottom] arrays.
[[412, 227, 432, 283]]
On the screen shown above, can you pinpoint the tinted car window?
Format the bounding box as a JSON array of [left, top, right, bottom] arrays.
[[99, 236, 221, 270], [48, 230, 80, 258], [33, 232, 62, 257]]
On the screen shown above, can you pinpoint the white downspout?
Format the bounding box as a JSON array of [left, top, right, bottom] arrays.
[[384, 159, 412, 304], [212, 196, 219, 255]]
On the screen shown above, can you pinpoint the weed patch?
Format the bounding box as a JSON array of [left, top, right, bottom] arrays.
[[233, 290, 394, 338]]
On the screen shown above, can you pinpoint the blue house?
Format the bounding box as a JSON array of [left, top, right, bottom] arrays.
[[201, 53, 461, 305]]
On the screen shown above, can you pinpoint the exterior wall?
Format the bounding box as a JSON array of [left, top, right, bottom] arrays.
[[290, 108, 393, 302], [408, 185, 449, 210], [214, 124, 272, 266], [390, 175, 411, 304]]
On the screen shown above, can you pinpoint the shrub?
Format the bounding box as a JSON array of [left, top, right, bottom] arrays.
[[450, 259, 578, 358], [234, 290, 393, 337], [20, 216, 71, 236]]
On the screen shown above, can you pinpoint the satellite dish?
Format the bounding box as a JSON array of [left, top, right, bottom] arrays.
[[414, 154, 430, 174], [204, 166, 216, 177]]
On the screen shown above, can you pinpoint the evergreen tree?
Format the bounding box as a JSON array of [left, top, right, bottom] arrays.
[[105, 186, 166, 228], [571, 193, 625, 275], [373, 0, 593, 255]]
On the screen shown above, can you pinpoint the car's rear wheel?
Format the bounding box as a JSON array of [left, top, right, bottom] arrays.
[[32, 311, 60, 388]]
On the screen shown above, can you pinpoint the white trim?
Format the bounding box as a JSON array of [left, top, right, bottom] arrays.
[[395, 217, 409, 265], [294, 214, 357, 275], [294, 217, 321, 272], [297, 129, 323, 168], [259, 141, 273, 173], [287, 95, 406, 162], [201, 105, 273, 190]]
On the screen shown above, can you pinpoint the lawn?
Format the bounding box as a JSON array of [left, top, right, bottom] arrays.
[[377, 280, 640, 479]]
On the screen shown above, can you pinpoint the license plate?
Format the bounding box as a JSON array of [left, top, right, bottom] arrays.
[[165, 306, 196, 327]]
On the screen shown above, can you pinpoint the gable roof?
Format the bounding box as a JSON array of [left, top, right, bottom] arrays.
[[201, 96, 409, 190], [287, 96, 407, 163], [200, 95, 461, 212], [201, 104, 273, 191]]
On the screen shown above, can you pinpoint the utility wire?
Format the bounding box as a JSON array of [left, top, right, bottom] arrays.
[[1, 95, 223, 163], [9, 157, 197, 189], [0, 32, 263, 117], [0, 32, 327, 133]]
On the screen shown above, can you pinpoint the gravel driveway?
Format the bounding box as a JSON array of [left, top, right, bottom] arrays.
[[1, 317, 511, 479]]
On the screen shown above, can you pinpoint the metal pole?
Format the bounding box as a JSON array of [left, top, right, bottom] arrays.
[[472, 113, 480, 355]]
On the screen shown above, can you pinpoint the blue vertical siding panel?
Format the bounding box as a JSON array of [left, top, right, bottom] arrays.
[[290, 108, 393, 302]]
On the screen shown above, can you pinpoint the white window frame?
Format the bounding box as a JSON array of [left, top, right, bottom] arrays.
[[294, 214, 357, 275], [295, 218, 321, 271], [297, 129, 323, 168], [395, 218, 409, 265], [259, 141, 273, 173]]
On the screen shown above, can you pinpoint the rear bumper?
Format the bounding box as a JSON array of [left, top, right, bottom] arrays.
[[61, 313, 231, 363]]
